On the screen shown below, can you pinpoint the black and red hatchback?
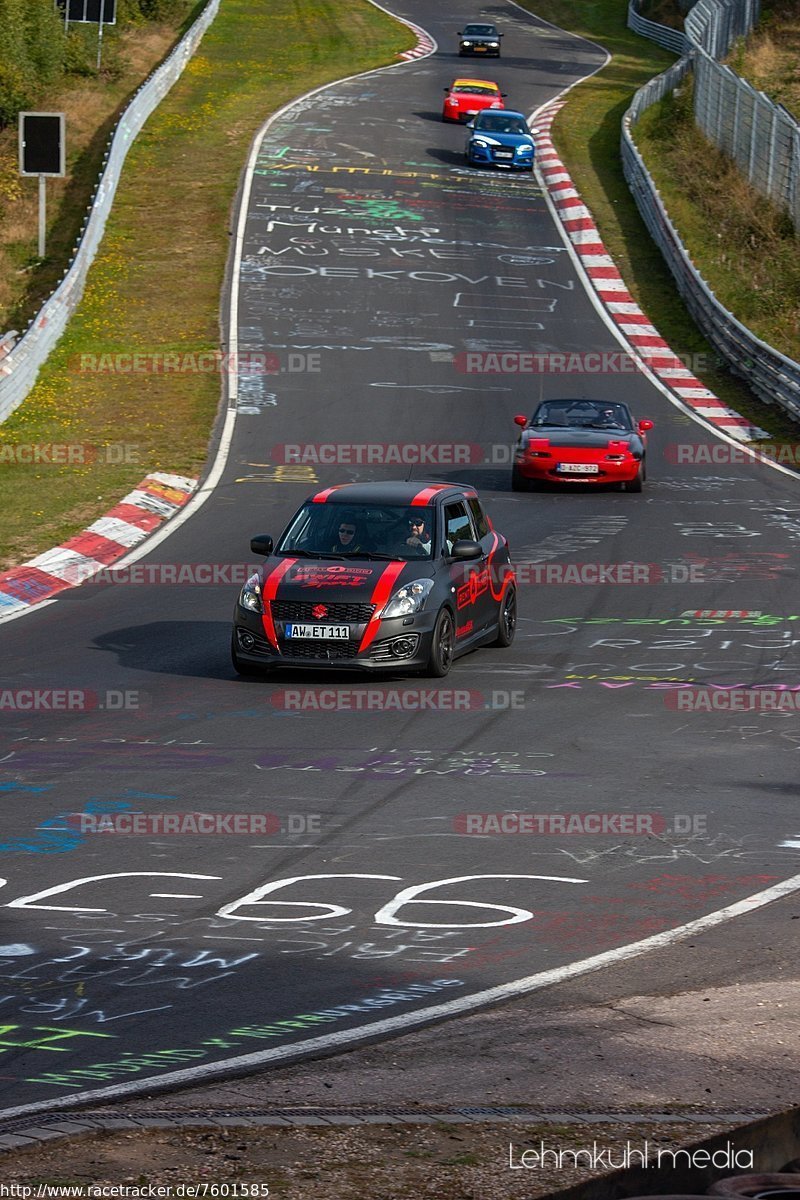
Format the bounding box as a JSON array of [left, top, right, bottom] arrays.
[[232, 481, 516, 677]]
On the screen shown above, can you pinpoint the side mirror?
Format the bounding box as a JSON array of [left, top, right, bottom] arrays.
[[501, 92, 508, 97], [638, 419, 654, 432], [466, 120, 475, 129], [514, 414, 527, 428], [450, 539, 482, 561], [250, 535, 274, 556], [444, 87, 450, 93]]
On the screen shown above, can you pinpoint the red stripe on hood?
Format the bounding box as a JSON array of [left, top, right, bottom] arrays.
[[260, 557, 297, 649], [358, 561, 408, 655]]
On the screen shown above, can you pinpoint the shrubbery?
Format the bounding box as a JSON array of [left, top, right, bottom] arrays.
[[0, 0, 191, 128]]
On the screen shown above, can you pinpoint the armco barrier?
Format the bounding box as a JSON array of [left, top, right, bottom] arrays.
[[623, 0, 800, 423], [0, 0, 219, 425]]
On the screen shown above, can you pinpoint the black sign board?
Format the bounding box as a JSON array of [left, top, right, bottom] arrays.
[[56, 0, 116, 23], [19, 113, 66, 177]]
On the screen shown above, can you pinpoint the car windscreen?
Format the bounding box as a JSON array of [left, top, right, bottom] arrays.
[[452, 84, 497, 95], [464, 24, 496, 34], [530, 401, 633, 430], [475, 114, 528, 135], [277, 504, 436, 560]]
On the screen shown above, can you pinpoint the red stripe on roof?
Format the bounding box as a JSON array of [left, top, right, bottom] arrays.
[[410, 484, 450, 506]]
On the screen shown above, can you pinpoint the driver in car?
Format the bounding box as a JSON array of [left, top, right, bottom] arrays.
[[405, 513, 432, 555]]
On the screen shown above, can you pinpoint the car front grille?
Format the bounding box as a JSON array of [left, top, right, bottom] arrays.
[[278, 639, 361, 661], [271, 601, 375, 623]]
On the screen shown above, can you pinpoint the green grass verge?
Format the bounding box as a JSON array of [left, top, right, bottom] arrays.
[[0, 0, 413, 569], [513, 0, 800, 442]]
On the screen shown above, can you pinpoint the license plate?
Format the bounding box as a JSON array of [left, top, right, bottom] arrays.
[[474, 45, 486, 50], [285, 624, 350, 639], [557, 462, 599, 474], [495, 151, 513, 159]]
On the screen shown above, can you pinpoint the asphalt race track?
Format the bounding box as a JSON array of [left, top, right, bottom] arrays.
[[1, 0, 799, 1119]]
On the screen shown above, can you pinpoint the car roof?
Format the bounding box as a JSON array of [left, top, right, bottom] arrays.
[[452, 78, 500, 89], [464, 22, 498, 29], [303, 481, 478, 506], [477, 108, 526, 119]]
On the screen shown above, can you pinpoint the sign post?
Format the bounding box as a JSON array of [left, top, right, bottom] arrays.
[[18, 114, 67, 260]]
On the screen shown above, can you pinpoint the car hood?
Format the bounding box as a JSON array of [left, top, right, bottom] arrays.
[[525, 427, 640, 450], [259, 557, 436, 603], [471, 131, 533, 148]]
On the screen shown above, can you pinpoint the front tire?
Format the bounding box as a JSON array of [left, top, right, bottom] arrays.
[[231, 633, 265, 677], [492, 585, 517, 647], [623, 464, 644, 493], [511, 466, 528, 492], [425, 608, 455, 678]]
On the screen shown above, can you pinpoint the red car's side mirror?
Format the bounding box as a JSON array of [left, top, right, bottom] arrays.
[[638, 419, 654, 432], [514, 414, 527, 428]]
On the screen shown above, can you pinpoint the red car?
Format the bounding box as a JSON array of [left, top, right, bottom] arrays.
[[512, 399, 654, 492], [442, 78, 506, 123]]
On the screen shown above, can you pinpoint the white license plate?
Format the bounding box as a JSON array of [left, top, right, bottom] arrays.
[[557, 462, 600, 474], [495, 151, 513, 159], [285, 624, 350, 640]]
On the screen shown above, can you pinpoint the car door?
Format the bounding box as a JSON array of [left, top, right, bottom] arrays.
[[442, 499, 492, 642]]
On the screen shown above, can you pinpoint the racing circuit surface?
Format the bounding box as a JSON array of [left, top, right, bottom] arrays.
[[0, 0, 799, 1119]]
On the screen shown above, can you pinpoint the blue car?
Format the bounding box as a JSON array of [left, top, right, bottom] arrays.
[[465, 109, 535, 171]]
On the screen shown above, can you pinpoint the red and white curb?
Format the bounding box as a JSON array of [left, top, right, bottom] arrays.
[[531, 102, 770, 442], [397, 21, 435, 59], [0, 472, 197, 618]]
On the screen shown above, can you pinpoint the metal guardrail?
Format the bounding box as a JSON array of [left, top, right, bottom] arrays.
[[0, 0, 219, 424], [624, 0, 800, 422]]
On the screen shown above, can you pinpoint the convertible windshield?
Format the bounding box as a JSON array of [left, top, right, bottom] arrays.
[[277, 504, 436, 560], [475, 113, 528, 135], [530, 401, 633, 430]]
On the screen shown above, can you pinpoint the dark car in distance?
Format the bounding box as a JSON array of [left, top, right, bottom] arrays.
[[458, 22, 503, 56], [232, 481, 517, 678], [511, 399, 653, 491]]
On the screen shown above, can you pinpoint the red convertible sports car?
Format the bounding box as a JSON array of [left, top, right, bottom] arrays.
[[442, 79, 506, 122], [511, 399, 654, 492]]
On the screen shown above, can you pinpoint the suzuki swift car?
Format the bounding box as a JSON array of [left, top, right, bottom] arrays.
[[443, 79, 506, 122], [465, 110, 535, 171], [511, 399, 654, 491], [232, 481, 516, 678]]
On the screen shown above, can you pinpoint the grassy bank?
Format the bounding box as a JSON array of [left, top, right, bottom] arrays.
[[0, 0, 413, 570], [514, 0, 799, 441]]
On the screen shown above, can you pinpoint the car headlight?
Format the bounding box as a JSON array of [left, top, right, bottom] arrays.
[[473, 138, 489, 148], [516, 144, 533, 155], [461, 39, 472, 45], [488, 40, 499, 46], [238, 573, 263, 614], [380, 578, 434, 618]]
